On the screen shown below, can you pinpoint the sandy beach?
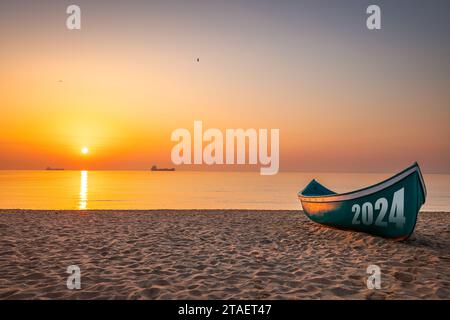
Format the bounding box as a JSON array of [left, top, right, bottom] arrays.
[[0, 210, 448, 300]]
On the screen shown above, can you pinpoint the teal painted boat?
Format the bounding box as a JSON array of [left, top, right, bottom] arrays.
[[298, 163, 427, 240]]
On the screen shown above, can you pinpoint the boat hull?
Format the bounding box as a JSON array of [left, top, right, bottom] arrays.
[[298, 164, 426, 239]]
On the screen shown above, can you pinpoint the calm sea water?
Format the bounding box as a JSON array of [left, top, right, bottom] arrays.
[[0, 170, 449, 211]]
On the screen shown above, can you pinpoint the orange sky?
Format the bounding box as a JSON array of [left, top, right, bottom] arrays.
[[1, 1, 449, 173]]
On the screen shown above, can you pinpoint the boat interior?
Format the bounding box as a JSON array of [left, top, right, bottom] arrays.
[[300, 179, 337, 197]]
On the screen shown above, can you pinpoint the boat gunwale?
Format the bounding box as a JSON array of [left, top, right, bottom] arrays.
[[298, 162, 427, 203]]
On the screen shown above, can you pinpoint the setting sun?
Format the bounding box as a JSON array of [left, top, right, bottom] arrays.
[[81, 147, 89, 155]]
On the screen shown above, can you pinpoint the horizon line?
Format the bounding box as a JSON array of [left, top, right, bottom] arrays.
[[0, 168, 449, 175]]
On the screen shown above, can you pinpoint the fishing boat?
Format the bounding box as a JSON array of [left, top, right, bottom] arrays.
[[297, 162, 427, 240]]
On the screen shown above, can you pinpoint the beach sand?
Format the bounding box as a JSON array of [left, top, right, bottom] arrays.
[[0, 210, 448, 300]]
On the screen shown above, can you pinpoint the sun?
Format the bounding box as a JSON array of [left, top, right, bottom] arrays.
[[81, 147, 89, 155]]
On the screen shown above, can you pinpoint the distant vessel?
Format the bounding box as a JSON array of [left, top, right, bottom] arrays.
[[46, 167, 64, 171], [151, 165, 175, 172]]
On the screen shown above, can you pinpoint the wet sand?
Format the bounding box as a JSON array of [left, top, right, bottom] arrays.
[[0, 210, 448, 300]]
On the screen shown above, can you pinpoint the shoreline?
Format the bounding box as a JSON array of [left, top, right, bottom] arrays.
[[0, 209, 447, 213], [0, 210, 448, 299]]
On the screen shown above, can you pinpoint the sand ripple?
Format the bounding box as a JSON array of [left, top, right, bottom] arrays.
[[0, 210, 448, 299]]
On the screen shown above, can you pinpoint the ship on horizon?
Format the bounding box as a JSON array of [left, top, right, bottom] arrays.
[[151, 165, 175, 172]]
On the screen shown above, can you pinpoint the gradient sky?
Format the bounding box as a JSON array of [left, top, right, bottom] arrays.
[[1, 0, 449, 172]]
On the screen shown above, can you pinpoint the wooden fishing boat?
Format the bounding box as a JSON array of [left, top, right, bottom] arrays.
[[298, 162, 427, 240]]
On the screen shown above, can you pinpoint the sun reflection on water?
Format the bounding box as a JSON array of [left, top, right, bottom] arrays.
[[79, 170, 88, 209]]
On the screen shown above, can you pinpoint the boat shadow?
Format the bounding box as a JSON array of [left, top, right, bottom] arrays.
[[402, 230, 447, 250]]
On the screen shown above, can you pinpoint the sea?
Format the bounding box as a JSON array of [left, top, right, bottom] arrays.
[[0, 170, 449, 211]]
